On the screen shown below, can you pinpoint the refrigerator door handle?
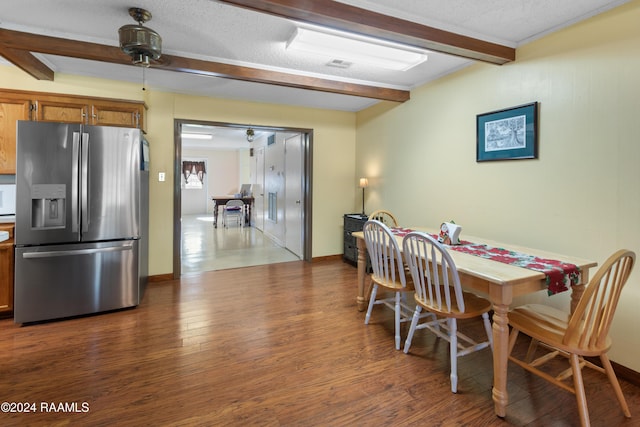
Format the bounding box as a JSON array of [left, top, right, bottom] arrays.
[[72, 132, 80, 233], [81, 132, 89, 233], [22, 243, 133, 259]]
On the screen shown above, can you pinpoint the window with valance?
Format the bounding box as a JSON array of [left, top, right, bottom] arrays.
[[182, 160, 207, 189]]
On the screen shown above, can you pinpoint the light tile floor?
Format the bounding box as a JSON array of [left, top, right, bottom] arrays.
[[180, 214, 300, 274]]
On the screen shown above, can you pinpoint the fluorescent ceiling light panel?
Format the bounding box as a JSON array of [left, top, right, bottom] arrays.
[[286, 27, 428, 71], [181, 133, 212, 140]]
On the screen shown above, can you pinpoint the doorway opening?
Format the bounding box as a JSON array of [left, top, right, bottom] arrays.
[[172, 119, 313, 278]]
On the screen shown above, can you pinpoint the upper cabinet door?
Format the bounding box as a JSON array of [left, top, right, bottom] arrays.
[[91, 101, 144, 129], [35, 99, 88, 124], [0, 96, 31, 174]]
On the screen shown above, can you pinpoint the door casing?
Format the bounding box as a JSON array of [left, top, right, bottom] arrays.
[[172, 119, 313, 278]]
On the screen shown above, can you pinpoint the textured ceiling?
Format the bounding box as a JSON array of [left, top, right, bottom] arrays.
[[0, 0, 631, 147]]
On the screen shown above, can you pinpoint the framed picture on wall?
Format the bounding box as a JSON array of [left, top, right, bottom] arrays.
[[476, 102, 538, 162]]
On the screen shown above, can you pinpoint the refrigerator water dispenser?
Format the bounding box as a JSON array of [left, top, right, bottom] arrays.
[[31, 184, 66, 229]]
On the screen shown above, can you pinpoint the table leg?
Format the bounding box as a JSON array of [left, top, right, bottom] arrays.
[[213, 202, 219, 228], [489, 272, 587, 419], [570, 270, 589, 314], [356, 237, 367, 311], [490, 287, 512, 418]]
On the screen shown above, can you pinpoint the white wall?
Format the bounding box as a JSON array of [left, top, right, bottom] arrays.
[[355, 1, 640, 370]]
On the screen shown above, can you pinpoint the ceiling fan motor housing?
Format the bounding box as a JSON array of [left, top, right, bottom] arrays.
[[119, 8, 162, 67]]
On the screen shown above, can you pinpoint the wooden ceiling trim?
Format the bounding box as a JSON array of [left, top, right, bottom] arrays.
[[0, 28, 409, 102], [0, 29, 143, 64], [217, 0, 516, 65], [0, 47, 54, 80]]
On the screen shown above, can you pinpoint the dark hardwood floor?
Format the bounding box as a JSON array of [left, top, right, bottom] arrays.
[[0, 259, 638, 426]]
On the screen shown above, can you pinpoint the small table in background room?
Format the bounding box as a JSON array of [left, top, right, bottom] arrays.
[[211, 196, 254, 228]]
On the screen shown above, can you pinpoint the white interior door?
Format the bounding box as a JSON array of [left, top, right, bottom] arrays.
[[284, 134, 303, 258], [254, 147, 265, 231]]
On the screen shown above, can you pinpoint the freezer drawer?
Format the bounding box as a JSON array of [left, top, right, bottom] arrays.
[[14, 240, 139, 323]]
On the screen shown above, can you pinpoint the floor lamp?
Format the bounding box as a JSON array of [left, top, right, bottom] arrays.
[[359, 178, 368, 215]]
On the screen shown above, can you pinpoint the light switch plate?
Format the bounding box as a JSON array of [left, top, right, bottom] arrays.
[[159, 172, 166, 182]]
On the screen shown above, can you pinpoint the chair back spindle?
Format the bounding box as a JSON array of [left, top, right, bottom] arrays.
[[403, 232, 465, 314], [363, 220, 406, 288]]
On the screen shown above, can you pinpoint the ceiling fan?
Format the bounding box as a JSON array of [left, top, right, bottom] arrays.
[[118, 7, 162, 67]]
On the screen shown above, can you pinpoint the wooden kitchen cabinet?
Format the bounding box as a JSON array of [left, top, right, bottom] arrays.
[[0, 89, 146, 176], [35, 95, 145, 130], [0, 223, 14, 316], [35, 98, 88, 124], [91, 100, 144, 129], [0, 94, 32, 174]]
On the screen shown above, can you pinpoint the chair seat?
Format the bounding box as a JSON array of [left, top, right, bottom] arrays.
[[372, 274, 414, 292], [415, 290, 492, 320], [509, 304, 612, 357]]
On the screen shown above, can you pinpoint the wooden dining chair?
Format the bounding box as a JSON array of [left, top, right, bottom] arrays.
[[363, 220, 418, 350], [507, 249, 635, 427], [368, 209, 399, 228], [402, 231, 493, 393]]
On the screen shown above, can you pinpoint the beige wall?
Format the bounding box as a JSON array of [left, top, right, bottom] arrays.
[[146, 93, 357, 273], [0, 66, 357, 278], [356, 1, 640, 370]]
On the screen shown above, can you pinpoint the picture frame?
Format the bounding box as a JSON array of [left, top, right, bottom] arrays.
[[476, 102, 538, 162]]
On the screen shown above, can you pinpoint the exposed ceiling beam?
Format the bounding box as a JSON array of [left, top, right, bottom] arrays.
[[0, 28, 409, 102], [158, 54, 409, 102], [217, 0, 516, 65], [0, 47, 54, 80]]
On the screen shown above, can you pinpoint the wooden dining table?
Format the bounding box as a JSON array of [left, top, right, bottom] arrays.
[[352, 227, 597, 418]]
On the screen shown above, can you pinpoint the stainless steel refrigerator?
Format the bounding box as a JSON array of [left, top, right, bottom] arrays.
[[14, 121, 145, 323]]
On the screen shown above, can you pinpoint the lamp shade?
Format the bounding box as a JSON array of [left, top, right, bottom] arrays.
[[359, 178, 369, 188]]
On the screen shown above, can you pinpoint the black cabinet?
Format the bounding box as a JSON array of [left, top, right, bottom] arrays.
[[343, 214, 368, 266]]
